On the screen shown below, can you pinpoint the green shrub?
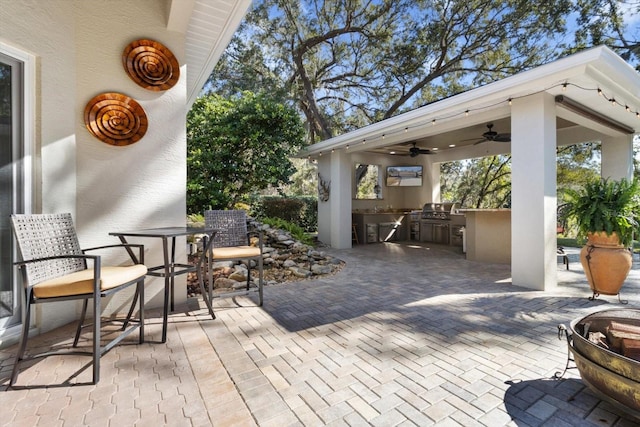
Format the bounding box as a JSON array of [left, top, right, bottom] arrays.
[[187, 213, 205, 227], [261, 217, 313, 245], [251, 195, 317, 232]]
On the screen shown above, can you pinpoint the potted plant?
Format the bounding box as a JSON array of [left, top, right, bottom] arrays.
[[563, 177, 640, 299]]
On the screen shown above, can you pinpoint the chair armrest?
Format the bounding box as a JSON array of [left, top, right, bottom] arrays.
[[14, 253, 99, 267], [83, 243, 145, 265], [247, 230, 263, 250]]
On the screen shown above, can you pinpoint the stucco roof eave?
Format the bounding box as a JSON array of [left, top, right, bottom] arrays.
[[183, 0, 252, 110]]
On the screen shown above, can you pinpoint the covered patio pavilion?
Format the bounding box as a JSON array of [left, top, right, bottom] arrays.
[[300, 46, 640, 292]]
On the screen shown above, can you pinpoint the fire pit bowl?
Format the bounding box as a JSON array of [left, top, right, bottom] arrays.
[[558, 308, 640, 420], [570, 344, 640, 419]]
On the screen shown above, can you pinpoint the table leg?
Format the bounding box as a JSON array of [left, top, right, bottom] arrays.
[[161, 236, 171, 343], [170, 237, 176, 312], [117, 235, 141, 330], [199, 234, 215, 319]]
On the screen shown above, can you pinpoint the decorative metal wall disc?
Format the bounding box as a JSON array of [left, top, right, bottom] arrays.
[[84, 93, 148, 146], [122, 39, 180, 91]]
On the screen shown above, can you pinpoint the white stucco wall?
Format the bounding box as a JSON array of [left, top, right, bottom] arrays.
[[0, 0, 188, 334], [350, 152, 434, 212], [74, 0, 188, 313], [1, 0, 79, 332]]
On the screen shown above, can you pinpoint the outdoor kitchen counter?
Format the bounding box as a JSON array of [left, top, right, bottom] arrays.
[[459, 209, 511, 264], [352, 211, 410, 243]]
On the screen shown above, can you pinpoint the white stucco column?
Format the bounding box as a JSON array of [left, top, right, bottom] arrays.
[[426, 158, 441, 202], [601, 135, 634, 180], [316, 157, 332, 245], [329, 150, 352, 248], [511, 93, 557, 291]]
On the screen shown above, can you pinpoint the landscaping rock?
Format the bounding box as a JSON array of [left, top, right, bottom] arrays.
[[186, 220, 345, 297], [289, 266, 313, 278], [311, 264, 332, 275]]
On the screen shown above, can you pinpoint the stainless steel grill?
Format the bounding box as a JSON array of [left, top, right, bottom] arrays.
[[420, 202, 463, 245], [421, 202, 458, 220]]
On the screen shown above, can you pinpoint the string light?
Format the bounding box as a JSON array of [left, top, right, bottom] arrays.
[[306, 81, 639, 159]]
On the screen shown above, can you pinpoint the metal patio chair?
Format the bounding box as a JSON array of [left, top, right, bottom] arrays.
[[9, 213, 147, 386], [204, 210, 263, 314]]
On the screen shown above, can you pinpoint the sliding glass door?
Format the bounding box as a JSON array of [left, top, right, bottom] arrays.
[[0, 52, 24, 330]]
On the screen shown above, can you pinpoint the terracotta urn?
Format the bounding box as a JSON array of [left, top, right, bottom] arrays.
[[580, 232, 632, 296]]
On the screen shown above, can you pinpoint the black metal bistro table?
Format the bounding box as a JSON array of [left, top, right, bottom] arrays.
[[110, 226, 216, 343]]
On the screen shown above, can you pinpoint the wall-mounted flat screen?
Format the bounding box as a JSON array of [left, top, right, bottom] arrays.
[[386, 165, 423, 187]]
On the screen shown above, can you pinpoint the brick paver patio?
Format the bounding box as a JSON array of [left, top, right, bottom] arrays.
[[1, 242, 639, 426]]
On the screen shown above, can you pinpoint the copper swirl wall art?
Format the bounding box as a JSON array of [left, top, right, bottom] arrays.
[[84, 93, 148, 146], [122, 39, 180, 91]]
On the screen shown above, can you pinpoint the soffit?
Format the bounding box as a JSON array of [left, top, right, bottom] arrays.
[[172, 0, 251, 109]]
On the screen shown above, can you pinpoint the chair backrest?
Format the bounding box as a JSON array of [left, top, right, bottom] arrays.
[[10, 213, 86, 286], [204, 210, 248, 248]]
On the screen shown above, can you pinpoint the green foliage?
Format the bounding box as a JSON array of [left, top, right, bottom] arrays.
[[355, 164, 380, 200], [557, 237, 579, 248], [556, 143, 601, 193], [209, 0, 576, 142], [187, 213, 205, 227], [186, 91, 306, 214], [569, 0, 640, 70], [562, 177, 640, 247], [261, 217, 313, 245], [280, 158, 318, 196], [251, 195, 317, 232], [441, 156, 512, 208]]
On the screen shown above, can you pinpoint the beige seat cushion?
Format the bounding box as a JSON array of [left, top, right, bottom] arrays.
[[212, 246, 261, 260], [33, 264, 147, 299]]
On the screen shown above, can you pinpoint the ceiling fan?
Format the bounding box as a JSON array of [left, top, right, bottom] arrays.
[[408, 142, 437, 157], [468, 123, 511, 145]]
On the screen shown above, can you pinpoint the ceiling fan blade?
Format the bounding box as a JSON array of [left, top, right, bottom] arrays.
[[493, 133, 511, 142], [409, 143, 435, 156]]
